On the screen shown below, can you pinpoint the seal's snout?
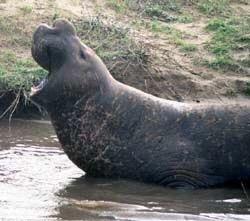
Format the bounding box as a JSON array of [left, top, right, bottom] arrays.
[[52, 19, 76, 36], [32, 24, 52, 71], [33, 19, 75, 40], [32, 19, 76, 71]]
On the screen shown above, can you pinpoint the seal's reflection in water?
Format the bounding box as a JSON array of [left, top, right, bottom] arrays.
[[57, 176, 250, 220]]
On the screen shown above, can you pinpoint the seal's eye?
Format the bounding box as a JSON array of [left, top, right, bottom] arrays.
[[80, 50, 86, 60]]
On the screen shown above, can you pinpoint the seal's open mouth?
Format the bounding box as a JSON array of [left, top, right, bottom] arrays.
[[30, 46, 52, 97], [30, 76, 49, 97]]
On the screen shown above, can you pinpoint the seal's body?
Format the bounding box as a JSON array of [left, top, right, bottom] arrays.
[[31, 19, 250, 188]]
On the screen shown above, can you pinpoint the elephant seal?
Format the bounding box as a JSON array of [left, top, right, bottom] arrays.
[[31, 19, 250, 188]]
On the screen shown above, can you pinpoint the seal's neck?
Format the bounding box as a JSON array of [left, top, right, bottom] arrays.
[[93, 64, 117, 96], [47, 64, 117, 116]]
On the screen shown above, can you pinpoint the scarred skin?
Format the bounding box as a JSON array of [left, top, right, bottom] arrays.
[[31, 19, 250, 188]]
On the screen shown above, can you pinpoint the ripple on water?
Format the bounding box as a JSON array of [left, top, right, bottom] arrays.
[[0, 120, 83, 219], [0, 145, 83, 219]]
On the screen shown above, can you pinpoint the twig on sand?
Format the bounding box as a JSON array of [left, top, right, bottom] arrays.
[[0, 89, 21, 120], [8, 89, 21, 126], [241, 182, 249, 199]]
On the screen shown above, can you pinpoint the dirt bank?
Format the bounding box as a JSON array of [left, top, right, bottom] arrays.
[[0, 0, 249, 118]]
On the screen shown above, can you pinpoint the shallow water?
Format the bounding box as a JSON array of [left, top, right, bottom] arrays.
[[0, 119, 250, 220]]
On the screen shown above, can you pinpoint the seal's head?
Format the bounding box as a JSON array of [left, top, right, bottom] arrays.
[[30, 19, 111, 108]]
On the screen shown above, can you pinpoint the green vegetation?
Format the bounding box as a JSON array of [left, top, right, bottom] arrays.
[[20, 5, 33, 14], [106, 0, 199, 54], [180, 43, 197, 52], [177, 14, 194, 23], [144, 2, 179, 22], [107, 0, 180, 21], [205, 16, 250, 71], [150, 19, 164, 32], [241, 58, 250, 68], [244, 82, 250, 96], [0, 17, 31, 47], [0, 51, 47, 118], [106, 0, 128, 13], [139, 0, 181, 13], [197, 0, 231, 16], [73, 17, 147, 64], [0, 51, 47, 92], [149, 20, 197, 52]]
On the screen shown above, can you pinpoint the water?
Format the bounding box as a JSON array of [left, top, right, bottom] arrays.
[[0, 119, 250, 220]]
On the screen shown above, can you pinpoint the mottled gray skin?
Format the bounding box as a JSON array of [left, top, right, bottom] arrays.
[[31, 19, 250, 188]]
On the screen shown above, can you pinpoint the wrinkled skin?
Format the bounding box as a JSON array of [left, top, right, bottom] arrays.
[[31, 19, 250, 188]]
